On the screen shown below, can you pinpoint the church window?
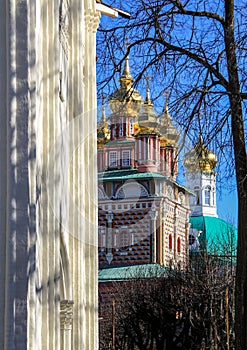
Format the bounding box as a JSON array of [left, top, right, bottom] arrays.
[[116, 183, 149, 199], [204, 185, 211, 205], [112, 125, 116, 139], [119, 230, 130, 249], [177, 237, 181, 253], [122, 150, 130, 166], [119, 118, 123, 137], [169, 234, 172, 249], [109, 151, 117, 167], [119, 124, 123, 136], [130, 119, 134, 135]]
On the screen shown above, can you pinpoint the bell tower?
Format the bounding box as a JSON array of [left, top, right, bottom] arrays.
[[184, 133, 218, 217]]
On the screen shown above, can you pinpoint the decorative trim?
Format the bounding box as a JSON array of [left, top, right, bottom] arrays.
[[60, 300, 74, 330]]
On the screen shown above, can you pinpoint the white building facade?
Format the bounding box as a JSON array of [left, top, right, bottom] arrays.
[[0, 1, 112, 349]]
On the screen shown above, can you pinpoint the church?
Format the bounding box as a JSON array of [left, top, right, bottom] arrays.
[[97, 55, 237, 272], [0, 1, 124, 349], [97, 51, 237, 284], [97, 55, 192, 272], [97, 51, 237, 348]]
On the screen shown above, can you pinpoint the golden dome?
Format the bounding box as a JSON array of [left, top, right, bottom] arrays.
[[108, 56, 142, 115], [183, 133, 218, 172]]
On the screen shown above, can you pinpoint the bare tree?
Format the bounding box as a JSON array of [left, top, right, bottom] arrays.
[[99, 259, 235, 349], [97, 1, 247, 347]]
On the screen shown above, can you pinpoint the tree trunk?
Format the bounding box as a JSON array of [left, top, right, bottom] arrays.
[[224, 1, 247, 349]]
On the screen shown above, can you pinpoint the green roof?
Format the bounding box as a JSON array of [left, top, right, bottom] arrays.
[[98, 168, 193, 194], [104, 139, 135, 146], [98, 264, 169, 282], [190, 216, 237, 256], [98, 168, 165, 181]]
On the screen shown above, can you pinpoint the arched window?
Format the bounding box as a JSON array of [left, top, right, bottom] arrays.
[[115, 182, 149, 199], [117, 230, 130, 252], [122, 150, 130, 166], [169, 234, 172, 250], [120, 231, 129, 248], [109, 151, 117, 167], [177, 237, 181, 253], [204, 185, 211, 205]]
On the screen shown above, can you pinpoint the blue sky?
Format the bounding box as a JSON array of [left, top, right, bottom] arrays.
[[217, 185, 238, 227], [97, 4, 242, 229]]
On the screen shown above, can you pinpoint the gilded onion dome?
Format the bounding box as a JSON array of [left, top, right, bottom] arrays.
[[183, 133, 218, 172], [108, 56, 142, 116], [159, 93, 179, 146]]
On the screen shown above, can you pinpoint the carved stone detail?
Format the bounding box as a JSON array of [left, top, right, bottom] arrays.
[[85, 11, 100, 33], [60, 300, 74, 330], [59, 0, 70, 58]]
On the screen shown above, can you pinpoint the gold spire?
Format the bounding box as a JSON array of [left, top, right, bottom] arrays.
[[159, 91, 179, 145], [119, 56, 134, 88], [97, 94, 110, 148], [137, 76, 158, 132], [183, 133, 218, 172], [144, 76, 153, 106], [108, 42, 142, 115], [160, 90, 172, 125], [101, 94, 107, 123], [118, 36, 134, 88], [165, 90, 169, 113]]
